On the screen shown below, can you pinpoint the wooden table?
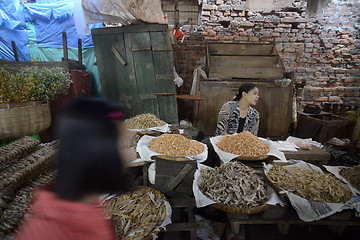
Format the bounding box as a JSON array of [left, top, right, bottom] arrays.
[[227, 205, 360, 237], [283, 145, 331, 165], [240, 146, 330, 169]]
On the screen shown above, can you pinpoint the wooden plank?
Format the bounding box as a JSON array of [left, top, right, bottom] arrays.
[[152, 50, 178, 123], [62, 32, 68, 61], [164, 223, 201, 232], [210, 55, 281, 68], [208, 43, 276, 56], [167, 164, 194, 191], [209, 66, 284, 79], [150, 31, 172, 51], [168, 198, 196, 208], [92, 33, 123, 103], [111, 46, 127, 65], [123, 33, 142, 115], [91, 24, 168, 35], [11, 41, 19, 61], [132, 50, 159, 116], [198, 80, 292, 137], [0, 60, 68, 71], [131, 32, 151, 51]]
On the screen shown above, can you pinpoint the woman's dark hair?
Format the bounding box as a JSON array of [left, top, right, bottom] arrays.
[[54, 97, 129, 201], [233, 83, 258, 101]]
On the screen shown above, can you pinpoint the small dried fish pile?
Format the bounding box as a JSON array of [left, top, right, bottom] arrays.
[[149, 134, 204, 157], [127, 113, 166, 129], [340, 165, 360, 191], [199, 161, 268, 208], [217, 131, 269, 157], [0, 136, 40, 168], [0, 169, 57, 237], [267, 166, 352, 203], [104, 186, 167, 240]]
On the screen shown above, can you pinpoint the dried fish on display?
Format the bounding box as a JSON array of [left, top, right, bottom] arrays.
[[0, 136, 40, 169], [104, 186, 168, 240], [198, 161, 268, 209], [149, 134, 204, 157], [217, 131, 269, 157], [340, 165, 360, 191], [267, 165, 352, 203], [127, 113, 166, 129]]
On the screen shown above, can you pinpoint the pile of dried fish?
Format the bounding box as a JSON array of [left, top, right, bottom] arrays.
[[217, 131, 269, 157], [0, 136, 40, 168], [127, 113, 166, 129], [340, 165, 360, 191], [104, 186, 168, 240], [267, 165, 352, 203], [199, 161, 268, 208], [149, 134, 204, 157]]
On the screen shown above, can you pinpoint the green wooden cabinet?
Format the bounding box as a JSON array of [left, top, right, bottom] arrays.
[[91, 24, 178, 123]]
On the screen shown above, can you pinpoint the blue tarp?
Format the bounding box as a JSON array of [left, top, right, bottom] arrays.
[[0, 0, 29, 61], [0, 0, 101, 59], [23, 1, 101, 48], [0, 0, 102, 96]]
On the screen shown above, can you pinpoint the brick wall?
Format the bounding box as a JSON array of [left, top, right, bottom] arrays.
[[174, 0, 360, 110]]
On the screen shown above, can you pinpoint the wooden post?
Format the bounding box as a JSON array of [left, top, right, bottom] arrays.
[[62, 32, 68, 61], [11, 41, 19, 61], [193, 67, 201, 127], [78, 38, 82, 65]]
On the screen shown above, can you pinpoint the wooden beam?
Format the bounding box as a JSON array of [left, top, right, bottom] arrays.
[[62, 32, 68, 61], [11, 41, 19, 61], [167, 164, 194, 191], [78, 38, 82, 65], [111, 46, 127, 66]]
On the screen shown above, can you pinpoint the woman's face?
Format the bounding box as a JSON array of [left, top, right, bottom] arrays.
[[243, 87, 259, 106]]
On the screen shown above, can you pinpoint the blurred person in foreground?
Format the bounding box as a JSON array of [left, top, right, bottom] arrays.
[[16, 98, 131, 240]]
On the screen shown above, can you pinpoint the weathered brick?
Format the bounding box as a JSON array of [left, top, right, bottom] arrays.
[[329, 96, 341, 101], [274, 28, 284, 33], [202, 11, 211, 16], [222, 36, 234, 40], [315, 97, 329, 101]]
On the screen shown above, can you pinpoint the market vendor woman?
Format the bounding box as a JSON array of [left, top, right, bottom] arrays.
[[215, 83, 260, 136]]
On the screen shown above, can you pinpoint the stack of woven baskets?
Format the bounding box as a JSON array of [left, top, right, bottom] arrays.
[[0, 137, 57, 238]]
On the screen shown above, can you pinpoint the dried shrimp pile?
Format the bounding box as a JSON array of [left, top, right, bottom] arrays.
[[199, 161, 268, 208], [217, 131, 269, 157], [149, 134, 204, 157], [104, 186, 168, 240], [127, 113, 166, 129], [267, 166, 352, 203], [340, 165, 360, 191]]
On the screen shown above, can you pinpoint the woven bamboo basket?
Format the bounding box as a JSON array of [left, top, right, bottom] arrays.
[[152, 155, 192, 162], [0, 102, 51, 140], [212, 202, 269, 214], [234, 154, 269, 161]]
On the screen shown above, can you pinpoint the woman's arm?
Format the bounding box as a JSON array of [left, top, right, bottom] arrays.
[[215, 102, 231, 135]]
